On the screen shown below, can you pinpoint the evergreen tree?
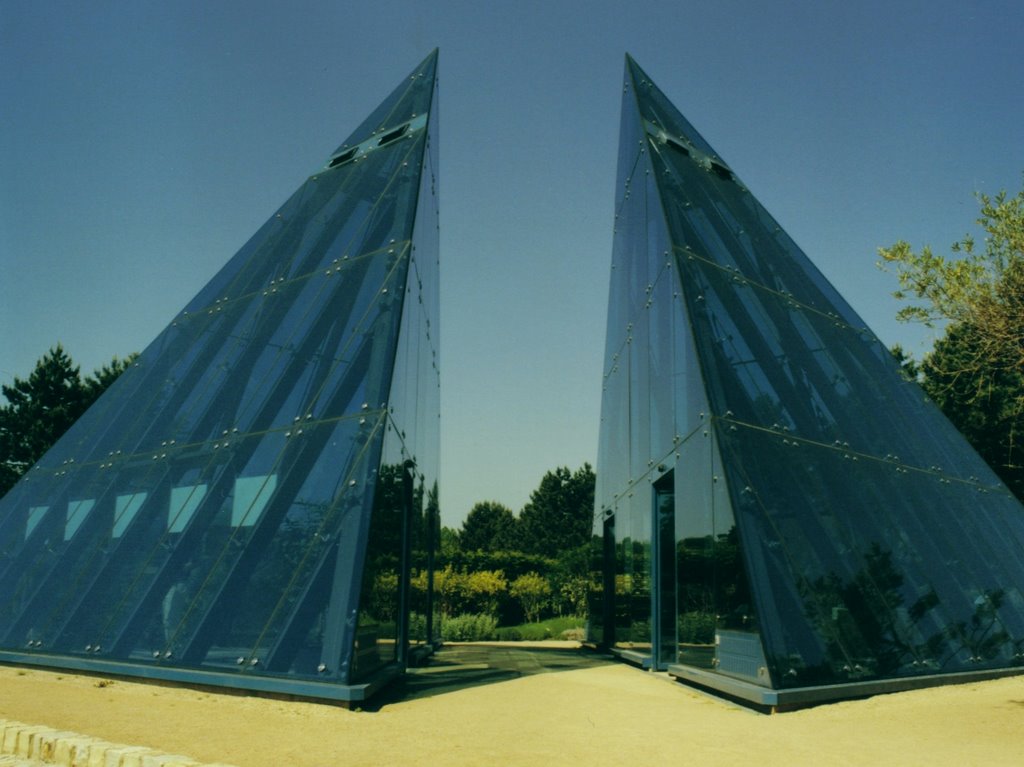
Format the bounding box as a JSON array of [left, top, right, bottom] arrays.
[[0, 345, 135, 496], [438, 526, 461, 562], [516, 464, 595, 559], [917, 324, 1023, 499], [84, 353, 138, 403], [459, 501, 517, 553]]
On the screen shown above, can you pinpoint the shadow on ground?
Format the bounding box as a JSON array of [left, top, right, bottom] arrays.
[[362, 643, 616, 710]]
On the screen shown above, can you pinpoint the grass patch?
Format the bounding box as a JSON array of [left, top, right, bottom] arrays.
[[495, 616, 586, 641], [442, 613, 499, 641]]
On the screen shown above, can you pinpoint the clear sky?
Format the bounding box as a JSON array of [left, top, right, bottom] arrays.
[[2, 1, 1022, 527]]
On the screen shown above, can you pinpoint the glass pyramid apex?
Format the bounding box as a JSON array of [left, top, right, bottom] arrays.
[[331, 49, 438, 154], [624, 53, 719, 161], [0, 53, 441, 703]]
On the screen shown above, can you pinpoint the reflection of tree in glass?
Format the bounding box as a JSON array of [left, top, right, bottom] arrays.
[[355, 464, 408, 638], [676, 527, 753, 644], [796, 542, 1014, 682], [414, 479, 440, 642], [944, 589, 1012, 664], [609, 536, 642, 644], [220, 513, 326, 647], [354, 462, 439, 671], [626, 537, 650, 644]]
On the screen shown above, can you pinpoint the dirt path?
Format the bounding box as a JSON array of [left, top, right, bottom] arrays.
[[2, 650, 1023, 766]]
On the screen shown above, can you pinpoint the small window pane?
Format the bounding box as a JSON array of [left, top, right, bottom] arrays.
[[64, 499, 95, 541], [26, 505, 49, 539], [232, 475, 277, 527], [113, 492, 148, 538], [169, 484, 207, 533]]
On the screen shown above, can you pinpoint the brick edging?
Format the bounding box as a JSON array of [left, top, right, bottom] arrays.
[[0, 719, 237, 767]]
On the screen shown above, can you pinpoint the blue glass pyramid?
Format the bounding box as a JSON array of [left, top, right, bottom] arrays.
[[0, 51, 440, 702], [594, 55, 1024, 706]]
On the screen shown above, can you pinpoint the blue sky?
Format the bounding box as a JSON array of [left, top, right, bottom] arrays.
[[2, 1, 1022, 527]]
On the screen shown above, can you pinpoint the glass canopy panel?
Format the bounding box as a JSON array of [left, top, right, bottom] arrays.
[[113, 493, 147, 538], [602, 72, 648, 383], [27, 506, 49, 539], [596, 59, 730, 654], [0, 460, 135, 648], [64, 499, 96, 541], [168, 485, 207, 534], [598, 54, 1024, 696], [0, 51, 439, 698], [134, 417, 382, 674], [595, 72, 651, 524], [673, 430, 715, 669], [384, 96, 440, 646], [609, 489, 652, 653], [232, 476, 277, 528], [719, 421, 1024, 687], [664, 120, 1024, 684], [596, 361, 630, 513], [352, 434, 408, 682]]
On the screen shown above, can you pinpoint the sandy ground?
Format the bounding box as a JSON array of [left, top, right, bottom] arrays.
[[2, 648, 1023, 767]]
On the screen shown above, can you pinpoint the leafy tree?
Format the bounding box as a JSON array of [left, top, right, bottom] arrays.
[[878, 185, 1023, 363], [550, 543, 592, 617], [463, 569, 508, 617], [878, 182, 1024, 498], [439, 526, 461, 561], [509, 572, 551, 624], [516, 464, 595, 559], [410, 569, 431, 616], [459, 500, 517, 552], [433, 564, 467, 619], [558, 575, 591, 619], [369, 571, 400, 623], [446, 549, 554, 582], [0, 345, 136, 496], [889, 344, 921, 382]]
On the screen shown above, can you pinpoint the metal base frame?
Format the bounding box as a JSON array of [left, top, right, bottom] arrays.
[[667, 662, 1024, 711], [609, 646, 653, 669], [0, 650, 395, 704]]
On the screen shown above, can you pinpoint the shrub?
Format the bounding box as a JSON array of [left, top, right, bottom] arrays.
[[627, 619, 651, 643], [410, 570, 430, 615], [369, 571, 399, 622], [444, 550, 556, 582], [557, 575, 591, 619], [408, 612, 428, 642], [510, 572, 551, 623], [434, 565, 468, 618], [678, 611, 716, 644], [441, 613, 498, 642], [463, 569, 508, 617]]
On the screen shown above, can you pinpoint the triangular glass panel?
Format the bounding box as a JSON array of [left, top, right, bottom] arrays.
[[593, 54, 1024, 706], [0, 51, 441, 703]]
